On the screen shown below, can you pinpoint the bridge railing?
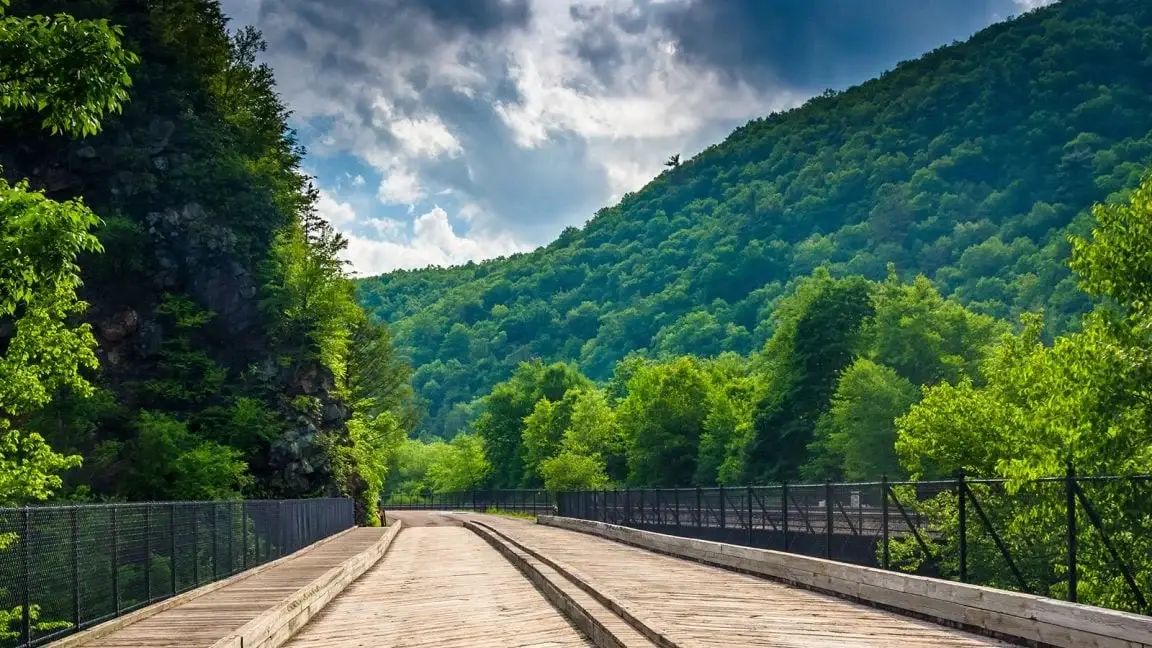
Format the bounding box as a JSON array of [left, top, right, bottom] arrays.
[[555, 471, 1152, 615], [382, 490, 554, 515], [0, 497, 354, 648]]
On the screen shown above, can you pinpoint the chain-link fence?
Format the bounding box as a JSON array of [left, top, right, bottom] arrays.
[[0, 498, 353, 648], [555, 470, 1152, 615], [382, 490, 554, 515]]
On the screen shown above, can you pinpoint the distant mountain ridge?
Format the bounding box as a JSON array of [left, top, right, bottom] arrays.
[[358, 0, 1152, 439]]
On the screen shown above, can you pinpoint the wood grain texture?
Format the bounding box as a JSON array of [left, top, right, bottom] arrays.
[[283, 526, 593, 648], [78, 528, 387, 648], [473, 515, 1012, 648]]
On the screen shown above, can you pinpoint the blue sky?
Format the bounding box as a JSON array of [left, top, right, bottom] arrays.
[[218, 0, 1055, 276]]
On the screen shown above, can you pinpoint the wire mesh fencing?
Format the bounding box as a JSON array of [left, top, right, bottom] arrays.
[[381, 490, 554, 515], [555, 469, 1152, 615], [0, 498, 353, 648]]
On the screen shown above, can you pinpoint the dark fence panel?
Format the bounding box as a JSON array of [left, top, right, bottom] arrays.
[[0, 498, 353, 648], [554, 471, 1152, 616], [382, 490, 553, 515]]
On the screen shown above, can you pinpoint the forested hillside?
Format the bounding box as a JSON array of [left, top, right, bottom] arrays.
[[359, 0, 1152, 440], [1, 0, 412, 522]]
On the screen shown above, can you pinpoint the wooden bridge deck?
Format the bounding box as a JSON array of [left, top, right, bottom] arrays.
[[56, 513, 1034, 648], [472, 514, 1012, 648], [81, 527, 387, 648], [282, 524, 592, 648]]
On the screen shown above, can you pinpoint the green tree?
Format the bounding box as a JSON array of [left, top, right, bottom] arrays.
[[745, 272, 875, 482], [619, 357, 712, 486], [0, 0, 137, 505], [472, 361, 589, 488], [810, 359, 917, 481]]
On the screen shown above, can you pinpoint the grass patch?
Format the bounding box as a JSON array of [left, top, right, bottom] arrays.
[[483, 507, 538, 520]]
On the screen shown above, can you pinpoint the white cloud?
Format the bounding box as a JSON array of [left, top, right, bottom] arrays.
[[366, 217, 406, 239], [1013, 0, 1056, 9], [377, 165, 424, 205], [390, 115, 463, 158], [315, 188, 357, 226], [493, 5, 777, 148], [342, 206, 532, 274]]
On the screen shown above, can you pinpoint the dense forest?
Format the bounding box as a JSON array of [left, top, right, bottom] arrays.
[[1, 0, 414, 523], [360, 0, 1152, 445]]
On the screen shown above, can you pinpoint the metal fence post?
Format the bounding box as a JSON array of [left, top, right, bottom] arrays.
[[674, 488, 681, 534], [212, 503, 219, 579], [695, 487, 702, 529], [145, 503, 152, 602], [825, 480, 833, 559], [958, 470, 968, 583], [719, 486, 726, 531], [111, 506, 119, 615], [192, 507, 199, 585], [20, 507, 30, 646], [170, 503, 177, 595], [72, 507, 80, 630], [881, 475, 890, 570], [228, 503, 235, 575], [1066, 463, 1077, 603], [242, 503, 248, 571], [781, 482, 789, 551], [747, 486, 754, 546], [277, 501, 284, 558]]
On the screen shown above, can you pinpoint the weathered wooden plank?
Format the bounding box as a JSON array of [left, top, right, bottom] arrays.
[[538, 516, 1152, 648], [282, 526, 594, 648], [485, 515, 1010, 648]]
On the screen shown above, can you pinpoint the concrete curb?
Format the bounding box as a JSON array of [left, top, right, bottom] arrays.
[[467, 520, 691, 648], [44, 526, 361, 648], [539, 516, 1152, 648], [211, 521, 403, 648]]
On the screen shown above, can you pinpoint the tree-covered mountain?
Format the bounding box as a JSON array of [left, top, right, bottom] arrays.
[[358, 0, 1152, 439], [1, 0, 413, 521]]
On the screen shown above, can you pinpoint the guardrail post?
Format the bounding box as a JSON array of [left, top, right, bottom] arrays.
[[881, 476, 890, 570], [825, 480, 833, 559], [958, 470, 967, 583], [1066, 463, 1077, 603]]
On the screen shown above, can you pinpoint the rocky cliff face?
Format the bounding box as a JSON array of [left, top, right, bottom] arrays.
[[0, 0, 351, 499]]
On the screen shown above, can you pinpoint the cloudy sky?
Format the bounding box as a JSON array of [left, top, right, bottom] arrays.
[[218, 0, 1055, 276]]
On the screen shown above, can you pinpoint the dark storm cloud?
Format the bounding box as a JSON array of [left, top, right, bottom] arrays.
[[416, 89, 610, 242], [566, 0, 1017, 90], [259, 0, 530, 58]]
